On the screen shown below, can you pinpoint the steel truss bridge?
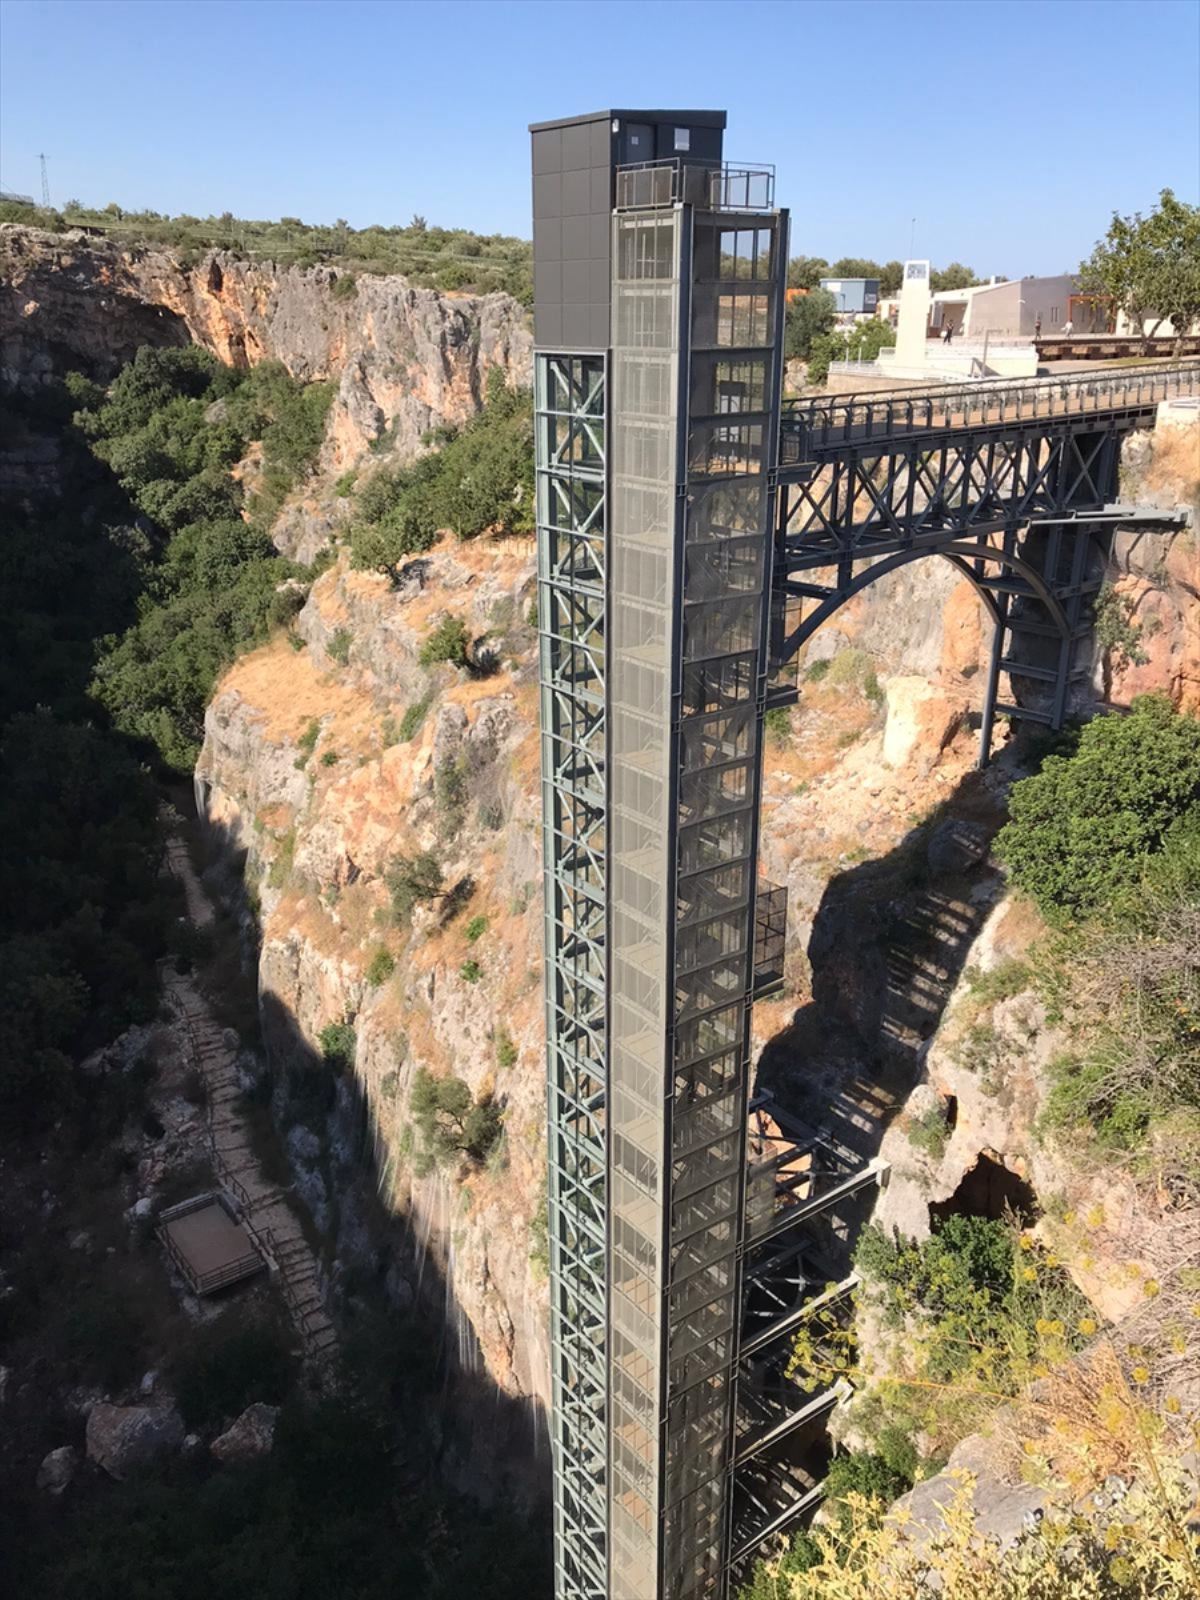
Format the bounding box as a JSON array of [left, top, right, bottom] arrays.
[[771, 362, 1199, 762]]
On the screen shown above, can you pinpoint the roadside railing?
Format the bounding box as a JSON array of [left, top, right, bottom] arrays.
[[780, 359, 1200, 460]]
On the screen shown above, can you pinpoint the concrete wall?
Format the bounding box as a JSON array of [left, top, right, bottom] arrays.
[[965, 276, 1077, 337]]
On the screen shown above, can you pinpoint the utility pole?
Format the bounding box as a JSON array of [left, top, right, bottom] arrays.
[[39, 153, 50, 208]]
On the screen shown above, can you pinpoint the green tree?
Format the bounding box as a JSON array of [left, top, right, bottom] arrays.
[[994, 696, 1200, 922], [385, 850, 444, 920], [930, 262, 979, 293], [806, 319, 897, 386], [787, 254, 828, 290], [419, 615, 470, 668], [1078, 189, 1200, 342], [318, 1020, 356, 1073], [785, 287, 837, 361], [1143, 189, 1200, 351], [879, 259, 903, 297], [829, 256, 883, 280], [410, 1067, 503, 1171]]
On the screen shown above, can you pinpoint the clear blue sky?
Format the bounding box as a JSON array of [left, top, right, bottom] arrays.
[[2, 0, 1197, 275]]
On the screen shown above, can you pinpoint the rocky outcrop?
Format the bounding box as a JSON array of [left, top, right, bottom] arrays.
[[210, 1402, 279, 1462], [197, 534, 547, 1404], [36, 1445, 78, 1495], [0, 224, 532, 553], [85, 1402, 185, 1479]]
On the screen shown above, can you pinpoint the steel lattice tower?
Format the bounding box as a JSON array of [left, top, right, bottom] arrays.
[[533, 110, 883, 1600]]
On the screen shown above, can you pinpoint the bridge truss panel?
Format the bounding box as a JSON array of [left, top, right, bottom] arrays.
[[773, 400, 1182, 762], [537, 351, 610, 1600]]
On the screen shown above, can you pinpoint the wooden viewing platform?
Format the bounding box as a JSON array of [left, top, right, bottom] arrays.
[[158, 1192, 265, 1296]]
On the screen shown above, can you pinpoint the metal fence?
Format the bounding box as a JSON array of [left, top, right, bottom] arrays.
[[780, 359, 1200, 459], [616, 160, 775, 213]]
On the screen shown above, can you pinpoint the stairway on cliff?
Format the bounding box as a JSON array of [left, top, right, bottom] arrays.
[[760, 776, 1007, 1173], [163, 827, 338, 1368]]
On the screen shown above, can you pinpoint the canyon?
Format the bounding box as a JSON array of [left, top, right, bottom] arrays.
[[3, 221, 1198, 1569]]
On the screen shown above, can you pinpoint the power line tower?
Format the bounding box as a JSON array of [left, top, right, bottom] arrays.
[[39, 153, 50, 208]]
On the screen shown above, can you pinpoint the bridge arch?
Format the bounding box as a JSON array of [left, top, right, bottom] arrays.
[[779, 539, 1077, 767], [783, 540, 1071, 658]]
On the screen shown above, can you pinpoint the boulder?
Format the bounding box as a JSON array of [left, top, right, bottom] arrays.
[[37, 1445, 78, 1495], [85, 1402, 184, 1480], [210, 1402, 279, 1463]]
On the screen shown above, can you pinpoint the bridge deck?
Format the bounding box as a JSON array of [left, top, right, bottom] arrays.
[[779, 360, 1199, 462]]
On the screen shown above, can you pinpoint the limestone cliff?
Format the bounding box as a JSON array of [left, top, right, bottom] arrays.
[[193, 409, 1196, 1428], [1, 223, 532, 556]]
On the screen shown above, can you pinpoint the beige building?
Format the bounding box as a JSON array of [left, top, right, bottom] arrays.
[[932, 274, 1083, 338]]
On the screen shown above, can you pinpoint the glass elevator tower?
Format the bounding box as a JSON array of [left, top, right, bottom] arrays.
[[534, 109, 821, 1600]]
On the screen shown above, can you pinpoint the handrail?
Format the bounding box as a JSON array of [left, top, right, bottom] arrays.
[[615, 157, 775, 212], [780, 360, 1200, 458]]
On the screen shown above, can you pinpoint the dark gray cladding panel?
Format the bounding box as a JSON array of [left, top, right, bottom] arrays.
[[531, 111, 614, 352], [530, 108, 726, 352]]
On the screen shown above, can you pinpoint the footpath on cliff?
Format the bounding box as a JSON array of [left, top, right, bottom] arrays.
[[162, 816, 337, 1368]]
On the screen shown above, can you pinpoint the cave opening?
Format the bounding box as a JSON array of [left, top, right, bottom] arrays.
[[929, 1150, 1038, 1227], [208, 259, 224, 295]]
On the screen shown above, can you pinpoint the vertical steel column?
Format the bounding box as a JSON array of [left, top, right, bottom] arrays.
[[536, 354, 610, 1600]]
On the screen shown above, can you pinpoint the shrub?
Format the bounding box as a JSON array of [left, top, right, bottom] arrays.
[[907, 1103, 949, 1159], [464, 915, 488, 943], [410, 1067, 502, 1170], [320, 749, 339, 767], [318, 1020, 356, 1073], [964, 956, 1030, 1005], [764, 706, 791, 742], [805, 656, 831, 682], [331, 273, 358, 300], [63, 1285, 146, 1391], [169, 1311, 297, 1427], [327, 627, 353, 666], [952, 1021, 1007, 1089], [333, 469, 357, 496], [823, 1448, 913, 1511], [397, 691, 433, 742], [994, 696, 1200, 922], [435, 757, 468, 834], [295, 717, 320, 765], [267, 826, 296, 889], [826, 648, 877, 691], [386, 850, 443, 920], [496, 1029, 518, 1069], [365, 948, 395, 987], [460, 959, 482, 984], [419, 615, 470, 669]]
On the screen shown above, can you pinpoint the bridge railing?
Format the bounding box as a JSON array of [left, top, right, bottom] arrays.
[[779, 360, 1200, 460]]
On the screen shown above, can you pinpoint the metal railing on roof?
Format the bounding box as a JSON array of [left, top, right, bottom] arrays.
[[780, 359, 1200, 460], [615, 158, 775, 212]]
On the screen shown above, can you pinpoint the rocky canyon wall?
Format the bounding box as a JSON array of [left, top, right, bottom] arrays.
[[0, 224, 532, 546], [7, 217, 1197, 1453]]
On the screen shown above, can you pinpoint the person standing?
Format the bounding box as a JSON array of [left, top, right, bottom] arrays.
[[1034, 314, 1042, 339]]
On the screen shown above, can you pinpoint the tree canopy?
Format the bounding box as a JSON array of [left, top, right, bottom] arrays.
[[1079, 188, 1200, 343], [785, 288, 837, 361], [349, 370, 533, 581], [995, 695, 1200, 922]]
